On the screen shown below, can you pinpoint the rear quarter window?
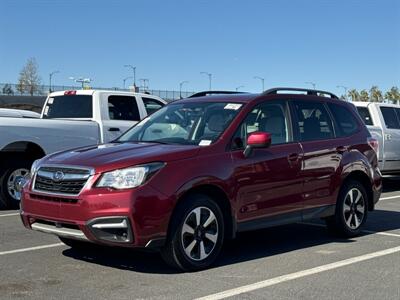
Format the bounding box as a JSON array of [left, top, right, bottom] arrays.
[[356, 106, 374, 126], [380, 107, 400, 129], [328, 103, 359, 137]]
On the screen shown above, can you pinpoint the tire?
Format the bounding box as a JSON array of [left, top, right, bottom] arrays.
[[326, 180, 368, 237], [59, 237, 92, 250], [0, 159, 32, 210], [161, 194, 225, 271]]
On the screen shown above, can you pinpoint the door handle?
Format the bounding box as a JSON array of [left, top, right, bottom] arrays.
[[336, 146, 347, 154], [108, 127, 121, 132], [287, 153, 300, 162]]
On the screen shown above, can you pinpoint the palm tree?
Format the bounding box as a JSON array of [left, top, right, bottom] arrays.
[[348, 89, 360, 102], [359, 90, 369, 102], [369, 86, 383, 103], [384, 86, 400, 105]]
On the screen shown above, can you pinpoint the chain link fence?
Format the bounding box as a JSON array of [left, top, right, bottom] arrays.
[[0, 83, 195, 101]]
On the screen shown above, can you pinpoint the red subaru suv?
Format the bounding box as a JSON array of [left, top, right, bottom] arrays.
[[21, 88, 382, 271]]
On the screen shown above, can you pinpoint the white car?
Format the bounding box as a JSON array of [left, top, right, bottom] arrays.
[[0, 89, 166, 208], [354, 102, 400, 175], [0, 108, 40, 118]]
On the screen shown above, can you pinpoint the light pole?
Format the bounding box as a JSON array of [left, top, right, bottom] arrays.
[[49, 70, 60, 93], [305, 81, 316, 90], [336, 85, 348, 100], [254, 76, 265, 92], [123, 76, 133, 89], [124, 65, 136, 87], [200, 72, 212, 90], [179, 81, 189, 99], [235, 85, 244, 91]]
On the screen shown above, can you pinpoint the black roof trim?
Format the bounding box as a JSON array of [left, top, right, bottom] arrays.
[[188, 91, 249, 98], [262, 87, 339, 99]]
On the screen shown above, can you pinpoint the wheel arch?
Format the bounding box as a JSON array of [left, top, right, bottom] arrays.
[[0, 141, 46, 162]]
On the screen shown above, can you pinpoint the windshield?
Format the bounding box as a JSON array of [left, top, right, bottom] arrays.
[[43, 95, 92, 118], [118, 102, 243, 145]]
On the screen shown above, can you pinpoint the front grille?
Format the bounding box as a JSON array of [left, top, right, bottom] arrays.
[[30, 193, 78, 204], [33, 166, 92, 195]]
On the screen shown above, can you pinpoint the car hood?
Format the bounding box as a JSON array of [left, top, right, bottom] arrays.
[[44, 142, 201, 174]]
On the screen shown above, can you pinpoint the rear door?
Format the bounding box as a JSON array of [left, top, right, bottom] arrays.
[[100, 95, 145, 142], [379, 106, 400, 172], [291, 100, 341, 217]]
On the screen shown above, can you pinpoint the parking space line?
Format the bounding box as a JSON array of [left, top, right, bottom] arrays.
[[380, 195, 400, 201], [0, 243, 64, 256], [196, 245, 400, 300], [299, 222, 400, 238], [0, 213, 20, 218]]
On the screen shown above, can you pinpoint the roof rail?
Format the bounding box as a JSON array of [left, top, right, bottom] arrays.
[[262, 87, 339, 99], [188, 91, 248, 98]]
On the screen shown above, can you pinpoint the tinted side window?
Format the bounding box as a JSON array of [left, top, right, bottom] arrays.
[[380, 107, 400, 129], [356, 107, 374, 126], [232, 101, 290, 149], [142, 97, 164, 115], [293, 101, 334, 141], [328, 103, 359, 137], [108, 96, 140, 121]]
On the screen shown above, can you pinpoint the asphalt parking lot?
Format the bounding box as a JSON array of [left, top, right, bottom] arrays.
[[0, 178, 399, 300]]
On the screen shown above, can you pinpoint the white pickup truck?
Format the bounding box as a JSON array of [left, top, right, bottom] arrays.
[[354, 102, 400, 176], [0, 89, 166, 208]]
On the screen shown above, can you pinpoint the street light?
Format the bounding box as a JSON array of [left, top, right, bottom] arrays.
[[235, 85, 244, 91], [49, 70, 60, 93], [336, 85, 348, 100], [179, 81, 189, 99], [305, 82, 316, 90], [124, 65, 136, 87], [200, 72, 212, 90], [254, 76, 265, 92], [123, 76, 133, 89]]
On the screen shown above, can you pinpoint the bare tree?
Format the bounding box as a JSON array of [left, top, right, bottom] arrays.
[[17, 58, 42, 96]]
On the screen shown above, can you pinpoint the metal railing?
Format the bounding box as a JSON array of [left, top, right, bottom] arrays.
[[0, 83, 195, 100]]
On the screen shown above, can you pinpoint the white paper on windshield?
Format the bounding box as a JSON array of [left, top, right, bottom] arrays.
[[44, 106, 49, 115], [47, 98, 54, 104], [199, 140, 212, 146], [224, 103, 242, 110]]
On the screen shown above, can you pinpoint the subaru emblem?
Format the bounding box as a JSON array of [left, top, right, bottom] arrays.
[[53, 171, 65, 182]]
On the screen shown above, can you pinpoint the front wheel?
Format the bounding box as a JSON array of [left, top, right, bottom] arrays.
[[161, 194, 225, 271], [326, 180, 368, 237]]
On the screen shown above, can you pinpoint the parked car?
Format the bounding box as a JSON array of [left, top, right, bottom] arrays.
[[0, 90, 166, 208], [21, 88, 382, 271], [353, 102, 400, 175], [0, 108, 40, 118]]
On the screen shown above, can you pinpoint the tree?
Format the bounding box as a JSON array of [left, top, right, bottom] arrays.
[[359, 90, 369, 102], [348, 89, 360, 102], [384, 86, 400, 105], [2, 84, 14, 95], [17, 57, 41, 96], [369, 86, 383, 103]]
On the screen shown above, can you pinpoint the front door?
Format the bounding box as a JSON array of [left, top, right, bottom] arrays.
[[231, 100, 304, 229]]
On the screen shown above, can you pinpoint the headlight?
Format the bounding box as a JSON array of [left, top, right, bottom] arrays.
[[96, 162, 165, 190]]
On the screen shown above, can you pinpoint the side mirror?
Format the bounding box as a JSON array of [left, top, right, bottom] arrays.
[[243, 132, 271, 157]]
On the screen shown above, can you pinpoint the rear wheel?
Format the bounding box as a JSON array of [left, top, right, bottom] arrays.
[[161, 194, 224, 271], [326, 180, 368, 237], [0, 159, 31, 209]]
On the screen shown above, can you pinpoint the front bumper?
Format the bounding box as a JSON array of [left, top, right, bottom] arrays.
[[20, 180, 173, 248]]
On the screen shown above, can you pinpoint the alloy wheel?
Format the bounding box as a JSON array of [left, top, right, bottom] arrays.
[[181, 206, 219, 261], [343, 188, 366, 230], [7, 168, 29, 201]]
